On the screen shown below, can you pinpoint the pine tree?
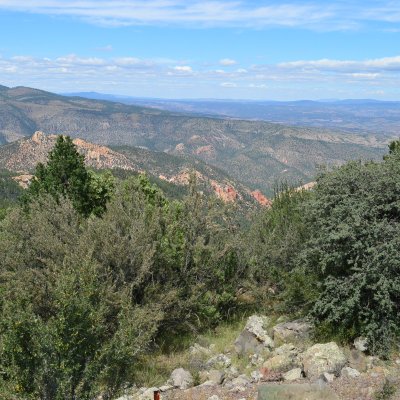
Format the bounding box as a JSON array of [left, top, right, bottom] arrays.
[[25, 135, 112, 217]]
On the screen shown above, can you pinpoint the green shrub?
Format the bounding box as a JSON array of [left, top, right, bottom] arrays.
[[300, 150, 400, 355]]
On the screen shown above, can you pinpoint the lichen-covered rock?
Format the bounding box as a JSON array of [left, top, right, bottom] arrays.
[[354, 337, 368, 352], [205, 354, 231, 370], [168, 368, 194, 389], [283, 368, 303, 381], [234, 315, 274, 356], [272, 319, 313, 345], [262, 343, 301, 372], [199, 369, 225, 385], [341, 366, 361, 378], [302, 342, 347, 380]]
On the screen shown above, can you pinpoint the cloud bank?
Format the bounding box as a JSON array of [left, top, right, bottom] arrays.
[[0, 0, 399, 30], [1, 53, 400, 99]]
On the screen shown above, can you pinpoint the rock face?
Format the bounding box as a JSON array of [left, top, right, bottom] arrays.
[[258, 383, 339, 400], [3, 131, 138, 173], [272, 319, 313, 345], [250, 190, 272, 207], [234, 315, 274, 356], [302, 342, 347, 380], [168, 368, 194, 390]]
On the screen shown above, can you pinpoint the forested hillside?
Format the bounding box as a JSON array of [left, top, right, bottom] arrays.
[[0, 85, 386, 194], [1, 136, 400, 399]]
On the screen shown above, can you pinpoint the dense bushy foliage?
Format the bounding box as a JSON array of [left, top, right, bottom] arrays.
[[2, 134, 400, 397], [302, 149, 400, 354], [0, 137, 248, 398]]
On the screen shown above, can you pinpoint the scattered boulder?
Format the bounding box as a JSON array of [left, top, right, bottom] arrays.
[[272, 319, 313, 345], [224, 365, 240, 380], [262, 344, 301, 372], [205, 354, 231, 370], [302, 342, 347, 380], [341, 366, 361, 378], [283, 368, 303, 381], [321, 372, 335, 382], [354, 337, 368, 352], [234, 315, 274, 356], [199, 369, 225, 385], [250, 370, 263, 383], [189, 342, 213, 357], [348, 349, 368, 372], [249, 353, 264, 366], [258, 383, 339, 400], [168, 368, 194, 390], [230, 374, 251, 387], [207, 396, 220, 400]]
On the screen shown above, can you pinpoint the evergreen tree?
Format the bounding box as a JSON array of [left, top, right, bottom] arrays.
[[24, 135, 113, 217]]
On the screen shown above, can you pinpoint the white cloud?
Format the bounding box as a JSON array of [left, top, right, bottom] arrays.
[[0, 0, 382, 30], [278, 55, 400, 72], [219, 58, 237, 66], [350, 72, 380, 79], [221, 82, 237, 87], [1, 51, 400, 99], [173, 65, 193, 72]]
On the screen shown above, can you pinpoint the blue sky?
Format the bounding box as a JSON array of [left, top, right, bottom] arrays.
[[1, 1, 400, 99]]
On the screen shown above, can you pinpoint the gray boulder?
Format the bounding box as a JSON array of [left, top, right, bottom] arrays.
[[302, 342, 347, 380], [258, 383, 339, 400], [272, 319, 313, 345], [199, 369, 225, 385], [354, 337, 368, 352], [234, 315, 274, 356], [168, 368, 194, 389], [341, 366, 361, 378], [283, 368, 303, 381], [205, 354, 231, 370], [262, 343, 301, 373]]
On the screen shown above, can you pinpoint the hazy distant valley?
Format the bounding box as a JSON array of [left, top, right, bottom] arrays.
[[67, 92, 400, 138]]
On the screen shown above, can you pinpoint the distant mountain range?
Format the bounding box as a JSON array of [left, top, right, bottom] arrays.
[[0, 85, 388, 195], [65, 92, 400, 138]]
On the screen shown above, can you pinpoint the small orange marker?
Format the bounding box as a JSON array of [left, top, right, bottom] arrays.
[[154, 390, 160, 400]]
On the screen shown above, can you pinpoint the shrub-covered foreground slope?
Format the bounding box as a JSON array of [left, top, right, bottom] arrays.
[[0, 137, 400, 399]]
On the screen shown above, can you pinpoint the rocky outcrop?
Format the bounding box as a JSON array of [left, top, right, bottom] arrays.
[[210, 180, 238, 203], [168, 368, 194, 390], [272, 319, 313, 345], [262, 344, 301, 373], [302, 342, 347, 380], [234, 315, 274, 356], [3, 131, 138, 173], [250, 190, 272, 207]]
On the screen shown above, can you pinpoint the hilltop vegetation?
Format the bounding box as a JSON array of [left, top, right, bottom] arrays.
[[0, 136, 400, 399]]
